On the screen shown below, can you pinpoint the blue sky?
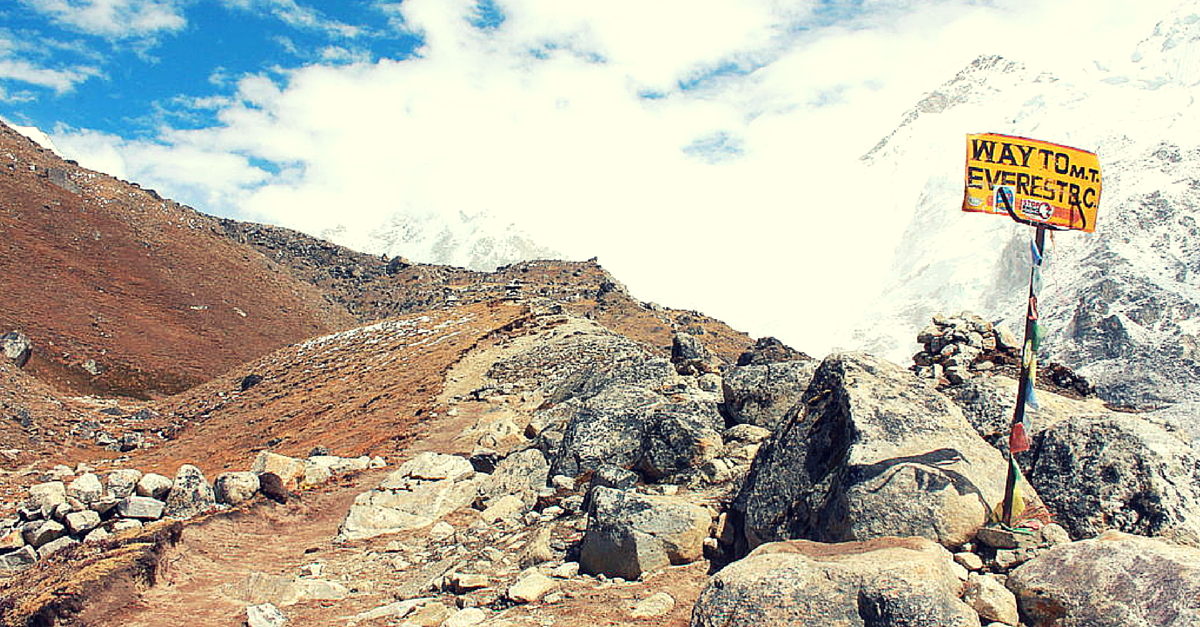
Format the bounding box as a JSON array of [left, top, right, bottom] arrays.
[[0, 0, 1187, 354]]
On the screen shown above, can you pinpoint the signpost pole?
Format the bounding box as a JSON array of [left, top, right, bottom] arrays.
[[1001, 224, 1046, 525]]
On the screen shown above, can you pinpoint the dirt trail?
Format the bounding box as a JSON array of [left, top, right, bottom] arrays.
[[87, 312, 527, 626]]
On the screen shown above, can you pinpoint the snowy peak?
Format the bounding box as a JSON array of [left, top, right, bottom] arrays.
[[321, 209, 560, 272], [1130, 1, 1200, 87]]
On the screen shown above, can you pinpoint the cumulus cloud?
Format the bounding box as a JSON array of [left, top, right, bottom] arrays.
[[44, 0, 1188, 353], [20, 0, 187, 39]]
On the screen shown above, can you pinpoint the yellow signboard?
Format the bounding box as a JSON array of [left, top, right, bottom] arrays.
[[963, 133, 1102, 232]]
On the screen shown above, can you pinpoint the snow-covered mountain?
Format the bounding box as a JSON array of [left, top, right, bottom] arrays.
[[320, 208, 559, 272], [852, 1, 1200, 408]]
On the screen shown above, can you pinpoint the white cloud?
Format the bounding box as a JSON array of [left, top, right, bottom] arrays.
[[21, 0, 186, 39], [219, 0, 363, 38], [0, 59, 100, 94], [46, 0, 1191, 355]]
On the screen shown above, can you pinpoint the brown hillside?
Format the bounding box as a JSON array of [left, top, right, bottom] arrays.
[[0, 122, 356, 398]]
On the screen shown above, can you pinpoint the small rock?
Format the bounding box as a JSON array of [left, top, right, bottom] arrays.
[[251, 452, 306, 489], [994, 548, 1027, 570], [23, 519, 65, 547], [954, 551, 985, 571], [448, 572, 489, 593], [445, 607, 488, 627], [1, 331, 32, 367], [37, 535, 78, 559], [110, 519, 144, 533], [976, 525, 1038, 550], [551, 562, 580, 578], [214, 472, 260, 506], [507, 569, 557, 603], [28, 481, 66, 509], [84, 527, 111, 543], [429, 521, 455, 541], [65, 510, 101, 535], [630, 592, 675, 618], [136, 473, 173, 499], [106, 469, 143, 499], [963, 572, 1019, 625], [480, 494, 526, 523], [406, 600, 453, 626], [246, 602, 287, 627], [0, 546, 37, 571], [1038, 523, 1071, 546], [117, 496, 165, 520]]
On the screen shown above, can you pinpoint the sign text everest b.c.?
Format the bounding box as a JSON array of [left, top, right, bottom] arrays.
[[962, 133, 1102, 233]]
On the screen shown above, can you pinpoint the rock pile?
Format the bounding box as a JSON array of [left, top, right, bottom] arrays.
[[0, 451, 383, 571], [911, 311, 1016, 385]]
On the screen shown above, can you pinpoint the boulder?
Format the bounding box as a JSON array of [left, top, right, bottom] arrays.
[[1, 331, 32, 367], [28, 481, 66, 509], [214, 472, 260, 506], [671, 332, 718, 375], [252, 452, 306, 488], [506, 569, 558, 604], [37, 535, 78, 559], [136, 473, 173, 499], [0, 546, 36, 571], [731, 352, 1013, 553], [164, 465, 216, 519], [963, 572, 1018, 625], [106, 469, 143, 499], [65, 510, 101, 535], [67, 473, 104, 505], [579, 487, 711, 580], [117, 496, 165, 520], [1008, 530, 1200, 627], [1024, 415, 1200, 545], [339, 475, 480, 542], [23, 519, 65, 547], [945, 376, 1109, 457], [391, 452, 474, 482], [737, 337, 811, 366], [690, 537, 980, 627], [720, 360, 819, 429], [477, 448, 549, 509], [550, 386, 723, 481]]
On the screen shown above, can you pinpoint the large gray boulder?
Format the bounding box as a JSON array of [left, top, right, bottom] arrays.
[[579, 487, 711, 580], [478, 448, 549, 510], [732, 352, 1012, 553], [1025, 415, 1200, 545], [550, 386, 723, 481], [720, 360, 819, 429], [164, 465, 217, 519], [691, 537, 980, 627], [1008, 530, 1200, 626]]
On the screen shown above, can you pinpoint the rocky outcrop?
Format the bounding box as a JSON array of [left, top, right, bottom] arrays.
[[1024, 415, 1200, 545], [579, 487, 712, 580], [691, 537, 980, 627], [732, 352, 1013, 553], [1007, 531, 1200, 626]]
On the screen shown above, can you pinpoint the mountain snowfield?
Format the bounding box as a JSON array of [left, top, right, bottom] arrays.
[[319, 208, 559, 272], [848, 1, 1200, 410]]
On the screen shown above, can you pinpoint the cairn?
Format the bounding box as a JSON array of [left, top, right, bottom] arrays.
[[911, 311, 1019, 385]]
